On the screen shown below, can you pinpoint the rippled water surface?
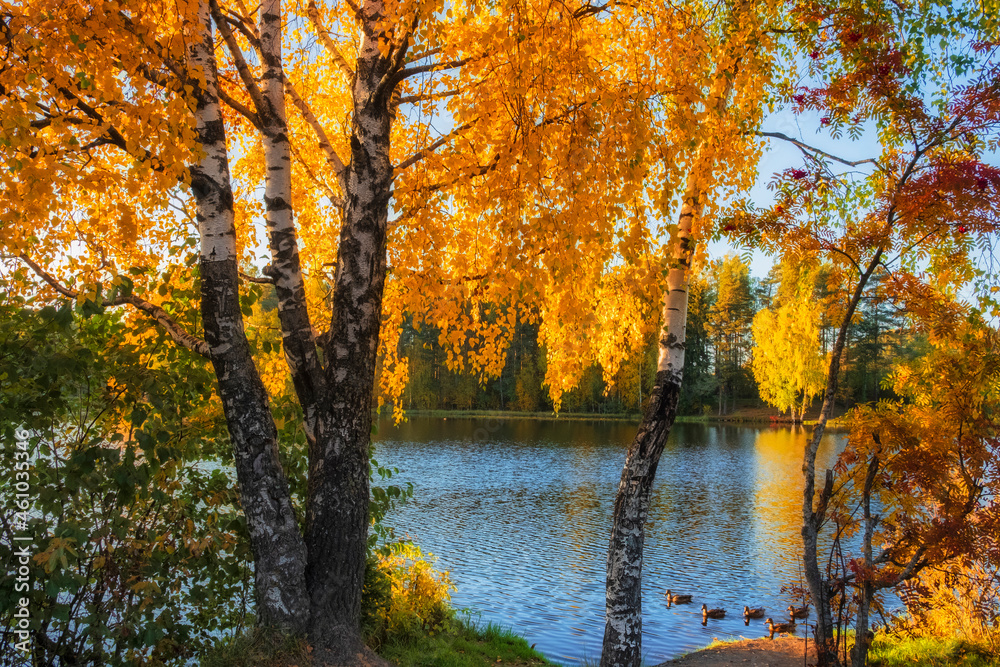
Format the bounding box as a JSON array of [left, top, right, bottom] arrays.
[[373, 418, 844, 666]]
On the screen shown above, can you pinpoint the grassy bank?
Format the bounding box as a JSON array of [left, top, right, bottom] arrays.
[[379, 616, 553, 667], [202, 617, 552, 667], [868, 634, 1000, 666]]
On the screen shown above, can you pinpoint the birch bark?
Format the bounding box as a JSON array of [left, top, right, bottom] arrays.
[[599, 175, 697, 667], [186, 0, 310, 634], [257, 0, 326, 436], [303, 1, 398, 663], [600, 65, 738, 665]]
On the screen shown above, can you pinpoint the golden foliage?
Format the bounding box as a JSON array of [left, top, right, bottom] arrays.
[[3, 0, 783, 413]]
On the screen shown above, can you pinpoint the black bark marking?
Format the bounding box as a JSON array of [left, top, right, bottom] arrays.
[[601, 371, 682, 667]]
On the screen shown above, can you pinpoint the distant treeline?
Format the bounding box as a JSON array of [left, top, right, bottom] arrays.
[[387, 255, 919, 417]]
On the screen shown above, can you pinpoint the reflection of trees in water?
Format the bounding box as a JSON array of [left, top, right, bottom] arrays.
[[753, 427, 807, 562], [751, 427, 846, 581]]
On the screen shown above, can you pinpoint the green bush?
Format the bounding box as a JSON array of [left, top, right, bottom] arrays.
[[0, 300, 251, 666]]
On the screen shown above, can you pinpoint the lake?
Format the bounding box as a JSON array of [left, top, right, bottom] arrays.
[[372, 417, 845, 666]]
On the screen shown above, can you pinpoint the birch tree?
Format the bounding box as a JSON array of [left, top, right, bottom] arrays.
[[752, 261, 826, 422], [1, 0, 775, 663], [598, 3, 784, 660]]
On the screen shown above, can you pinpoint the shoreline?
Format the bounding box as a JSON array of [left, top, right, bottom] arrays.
[[651, 636, 815, 667], [384, 408, 848, 427]]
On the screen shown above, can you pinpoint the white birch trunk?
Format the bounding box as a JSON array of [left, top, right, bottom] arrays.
[[601, 69, 736, 666], [303, 2, 398, 663], [599, 173, 698, 667], [186, 0, 310, 633], [258, 0, 326, 435]]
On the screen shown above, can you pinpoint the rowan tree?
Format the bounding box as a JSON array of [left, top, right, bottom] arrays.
[[831, 308, 1000, 667], [724, 0, 1000, 660]]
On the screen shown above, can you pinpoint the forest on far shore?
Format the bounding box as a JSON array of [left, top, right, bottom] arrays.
[[386, 254, 914, 418]]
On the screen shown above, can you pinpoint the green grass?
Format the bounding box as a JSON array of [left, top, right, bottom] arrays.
[[201, 626, 313, 667], [868, 635, 999, 667], [202, 617, 553, 667], [377, 616, 554, 667]]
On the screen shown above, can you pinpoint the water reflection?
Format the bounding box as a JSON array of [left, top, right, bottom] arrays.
[[373, 418, 844, 666]]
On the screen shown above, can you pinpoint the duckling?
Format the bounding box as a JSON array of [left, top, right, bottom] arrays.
[[665, 590, 692, 604], [787, 604, 810, 619], [766, 618, 797, 636], [701, 603, 726, 619], [743, 605, 765, 619]]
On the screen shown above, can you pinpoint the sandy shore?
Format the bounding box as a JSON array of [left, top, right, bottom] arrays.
[[652, 636, 816, 667]]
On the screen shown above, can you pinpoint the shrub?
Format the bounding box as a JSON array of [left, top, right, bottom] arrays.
[[362, 543, 456, 649]]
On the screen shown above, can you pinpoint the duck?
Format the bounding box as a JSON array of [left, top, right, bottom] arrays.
[[766, 618, 797, 635], [665, 590, 692, 604], [743, 605, 765, 619], [787, 604, 810, 619], [702, 604, 726, 619]]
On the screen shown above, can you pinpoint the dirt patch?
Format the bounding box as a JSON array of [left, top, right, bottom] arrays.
[[652, 637, 816, 667]]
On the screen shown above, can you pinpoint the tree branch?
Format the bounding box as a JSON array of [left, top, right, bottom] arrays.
[[240, 271, 273, 284], [18, 254, 210, 358], [395, 120, 475, 171], [218, 88, 262, 129], [573, 1, 614, 18], [209, 0, 269, 119], [398, 88, 461, 105], [389, 56, 474, 88], [758, 131, 880, 169], [376, 14, 418, 99], [288, 139, 343, 207], [284, 78, 347, 189], [219, 8, 261, 47], [306, 0, 355, 85], [397, 152, 501, 194]]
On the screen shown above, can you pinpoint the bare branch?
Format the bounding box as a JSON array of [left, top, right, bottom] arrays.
[[758, 131, 881, 169]]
